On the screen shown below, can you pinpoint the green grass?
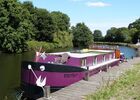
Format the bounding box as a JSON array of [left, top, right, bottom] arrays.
[[85, 64, 140, 100]]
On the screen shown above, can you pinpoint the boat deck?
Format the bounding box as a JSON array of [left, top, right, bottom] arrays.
[[37, 57, 140, 100]]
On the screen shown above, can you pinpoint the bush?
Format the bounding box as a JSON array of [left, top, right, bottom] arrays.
[[27, 40, 73, 52]]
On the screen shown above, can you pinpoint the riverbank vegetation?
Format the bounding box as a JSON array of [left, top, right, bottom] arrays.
[[0, 0, 93, 53], [93, 42, 138, 49], [86, 63, 140, 100], [94, 19, 140, 44], [72, 23, 93, 47], [0, 0, 140, 53]]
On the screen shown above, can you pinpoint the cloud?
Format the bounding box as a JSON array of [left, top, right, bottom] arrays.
[[86, 2, 111, 7]]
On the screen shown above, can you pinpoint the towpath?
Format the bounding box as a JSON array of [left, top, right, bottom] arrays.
[[38, 57, 140, 100]]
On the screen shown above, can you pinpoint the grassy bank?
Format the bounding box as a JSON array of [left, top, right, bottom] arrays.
[[93, 42, 138, 49], [27, 40, 73, 52], [85, 63, 140, 100]]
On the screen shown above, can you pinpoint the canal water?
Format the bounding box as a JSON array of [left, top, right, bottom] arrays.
[[119, 46, 137, 59], [0, 46, 137, 100]]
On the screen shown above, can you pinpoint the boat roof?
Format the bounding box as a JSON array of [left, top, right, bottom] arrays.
[[48, 49, 114, 58]]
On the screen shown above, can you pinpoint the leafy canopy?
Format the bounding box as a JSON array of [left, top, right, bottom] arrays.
[[72, 23, 93, 47], [93, 30, 103, 42], [0, 0, 34, 53]]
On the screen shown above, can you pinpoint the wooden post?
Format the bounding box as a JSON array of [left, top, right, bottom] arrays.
[[84, 66, 89, 81], [42, 86, 50, 99], [104, 65, 107, 72], [99, 67, 102, 73]]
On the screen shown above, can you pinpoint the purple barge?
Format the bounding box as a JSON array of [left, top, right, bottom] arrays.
[[21, 49, 120, 99]]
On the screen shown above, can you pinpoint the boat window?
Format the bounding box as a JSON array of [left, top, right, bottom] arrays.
[[81, 58, 86, 66], [103, 55, 106, 62], [93, 56, 97, 65], [109, 54, 112, 60], [112, 53, 114, 59]]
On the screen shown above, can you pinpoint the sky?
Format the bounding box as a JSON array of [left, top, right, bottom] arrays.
[[19, 0, 140, 36]]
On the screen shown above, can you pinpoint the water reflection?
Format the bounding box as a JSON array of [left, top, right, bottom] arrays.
[[0, 52, 34, 100]]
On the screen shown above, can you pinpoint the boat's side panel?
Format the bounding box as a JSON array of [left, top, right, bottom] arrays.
[[88, 59, 119, 76], [86, 56, 94, 66], [21, 61, 86, 99], [105, 53, 114, 61], [66, 57, 81, 66], [97, 55, 103, 64], [105, 53, 110, 61], [110, 60, 119, 67], [22, 70, 85, 87], [21, 61, 86, 87], [111, 52, 116, 59]]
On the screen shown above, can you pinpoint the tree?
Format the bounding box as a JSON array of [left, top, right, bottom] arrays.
[[33, 8, 57, 41], [0, 0, 34, 53], [116, 28, 125, 42], [53, 31, 73, 48], [128, 18, 140, 43], [105, 27, 131, 43], [22, 1, 34, 14], [22, 2, 73, 47], [105, 27, 118, 42], [51, 11, 70, 32], [132, 30, 140, 44], [93, 30, 103, 42], [72, 23, 93, 47], [129, 28, 138, 43], [116, 27, 130, 43], [128, 18, 140, 31]]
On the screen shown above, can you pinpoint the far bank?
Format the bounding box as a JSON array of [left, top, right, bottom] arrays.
[[93, 42, 139, 50]]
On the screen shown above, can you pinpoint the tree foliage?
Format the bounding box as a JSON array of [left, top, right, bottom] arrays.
[[0, 0, 34, 53], [116, 28, 130, 43], [132, 30, 140, 44], [0, 0, 73, 53], [53, 31, 73, 48], [128, 18, 140, 31], [93, 30, 103, 42], [1, 0, 140, 53], [72, 23, 93, 47], [103, 18, 140, 44], [22, 3, 71, 43], [33, 8, 57, 41], [105, 27, 132, 43], [51, 11, 70, 32], [128, 18, 140, 43], [105, 27, 118, 42]]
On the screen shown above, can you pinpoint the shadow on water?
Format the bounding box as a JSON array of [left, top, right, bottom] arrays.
[[0, 47, 137, 100], [0, 51, 35, 100]]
